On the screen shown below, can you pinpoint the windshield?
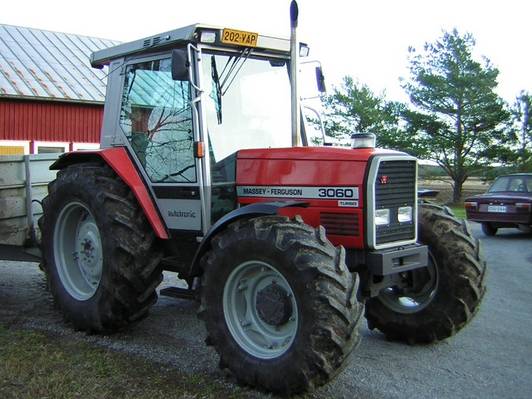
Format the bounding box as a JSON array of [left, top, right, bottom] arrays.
[[488, 175, 532, 193], [201, 51, 291, 162]]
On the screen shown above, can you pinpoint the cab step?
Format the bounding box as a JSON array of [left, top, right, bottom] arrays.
[[159, 286, 197, 300]]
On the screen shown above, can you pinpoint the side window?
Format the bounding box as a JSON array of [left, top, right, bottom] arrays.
[[119, 57, 196, 183]]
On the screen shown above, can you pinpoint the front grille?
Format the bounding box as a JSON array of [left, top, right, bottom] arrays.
[[375, 160, 416, 245], [320, 213, 359, 236]]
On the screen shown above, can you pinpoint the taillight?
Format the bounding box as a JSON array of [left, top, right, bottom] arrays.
[[464, 201, 478, 210], [516, 203, 531, 211]]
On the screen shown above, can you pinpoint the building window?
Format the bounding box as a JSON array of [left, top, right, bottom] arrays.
[[0, 140, 30, 155], [34, 141, 69, 154], [73, 143, 100, 151], [0, 145, 25, 155], [37, 146, 64, 154]]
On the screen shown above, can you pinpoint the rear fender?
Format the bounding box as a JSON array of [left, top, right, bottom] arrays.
[[50, 148, 169, 239], [188, 201, 306, 278], [418, 189, 439, 199]]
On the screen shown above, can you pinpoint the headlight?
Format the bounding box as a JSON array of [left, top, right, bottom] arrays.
[[200, 30, 216, 43], [398, 206, 413, 223], [375, 208, 390, 225]]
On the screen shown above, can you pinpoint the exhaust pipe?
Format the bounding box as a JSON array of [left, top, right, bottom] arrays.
[[290, 0, 300, 146]]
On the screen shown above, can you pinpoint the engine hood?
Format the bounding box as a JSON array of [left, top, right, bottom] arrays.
[[237, 146, 405, 162], [236, 146, 412, 189]]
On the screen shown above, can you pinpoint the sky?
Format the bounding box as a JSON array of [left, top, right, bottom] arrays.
[[1, 0, 531, 103]]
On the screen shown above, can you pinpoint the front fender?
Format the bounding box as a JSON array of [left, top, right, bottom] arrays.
[[188, 201, 307, 277]]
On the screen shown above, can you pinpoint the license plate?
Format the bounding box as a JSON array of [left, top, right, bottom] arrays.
[[221, 28, 258, 47], [487, 205, 507, 213]]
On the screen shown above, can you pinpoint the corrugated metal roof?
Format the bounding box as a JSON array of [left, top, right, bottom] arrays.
[[0, 24, 119, 104]]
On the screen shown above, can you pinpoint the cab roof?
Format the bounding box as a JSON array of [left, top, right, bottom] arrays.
[[90, 24, 290, 68]]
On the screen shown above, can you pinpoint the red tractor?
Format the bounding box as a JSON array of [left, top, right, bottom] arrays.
[[38, 11, 486, 394]]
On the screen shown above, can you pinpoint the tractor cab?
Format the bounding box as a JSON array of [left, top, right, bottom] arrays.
[[91, 24, 317, 234]]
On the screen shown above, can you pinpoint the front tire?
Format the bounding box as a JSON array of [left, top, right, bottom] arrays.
[[40, 162, 163, 332], [199, 216, 362, 394], [365, 203, 486, 343]]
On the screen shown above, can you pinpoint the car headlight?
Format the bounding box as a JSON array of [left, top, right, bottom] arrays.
[[375, 208, 390, 225], [398, 206, 413, 223]]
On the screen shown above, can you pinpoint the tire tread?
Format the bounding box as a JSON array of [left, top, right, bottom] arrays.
[[199, 216, 363, 394], [39, 163, 163, 333], [365, 202, 486, 344]]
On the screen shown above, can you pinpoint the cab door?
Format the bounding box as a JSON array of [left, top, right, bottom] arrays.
[[117, 55, 205, 233]]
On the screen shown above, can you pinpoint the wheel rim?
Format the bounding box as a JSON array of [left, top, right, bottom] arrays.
[[223, 260, 298, 359], [53, 202, 103, 301], [378, 252, 439, 314]]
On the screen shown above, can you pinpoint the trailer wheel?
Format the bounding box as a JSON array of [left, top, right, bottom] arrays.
[[365, 203, 486, 343], [199, 216, 362, 394], [40, 162, 162, 332]]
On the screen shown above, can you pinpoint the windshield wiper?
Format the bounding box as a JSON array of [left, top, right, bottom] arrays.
[[211, 56, 223, 124], [209, 48, 253, 125], [220, 48, 251, 96]]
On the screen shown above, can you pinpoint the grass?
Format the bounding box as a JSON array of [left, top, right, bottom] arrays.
[[448, 205, 466, 219], [0, 325, 243, 399]]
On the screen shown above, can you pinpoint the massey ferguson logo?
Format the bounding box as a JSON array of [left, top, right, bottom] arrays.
[[379, 175, 390, 184]]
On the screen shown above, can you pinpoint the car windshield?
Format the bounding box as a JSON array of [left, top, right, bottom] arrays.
[[201, 50, 291, 163], [488, 175, 532, 193]]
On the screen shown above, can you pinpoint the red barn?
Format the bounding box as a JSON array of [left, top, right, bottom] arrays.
[[0, 24, 118, 155]]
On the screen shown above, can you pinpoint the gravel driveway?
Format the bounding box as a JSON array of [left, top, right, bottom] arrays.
[[1, 223, 531, 398]]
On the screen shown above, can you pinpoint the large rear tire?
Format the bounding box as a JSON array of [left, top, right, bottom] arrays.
[[40, 162, 163, 332], [365, 203, 486, 343], [199, 216, 362, 394]]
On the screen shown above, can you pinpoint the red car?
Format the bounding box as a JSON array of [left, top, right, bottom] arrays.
[[465, 173, 532, 236]]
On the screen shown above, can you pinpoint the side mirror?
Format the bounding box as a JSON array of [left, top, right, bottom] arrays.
[[171, 49, 189, 81], [315, 66, 326, 93]]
